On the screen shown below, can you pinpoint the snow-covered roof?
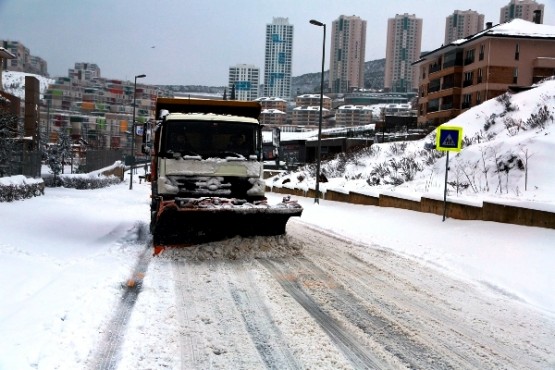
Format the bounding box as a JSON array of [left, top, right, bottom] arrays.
[[255, 97, 286, 102], [261, 108, 286, 114], [0, 47, 15, 59], [293, 106, 329, 112], [338, 105, 374, 111], [297, 94, 330, 99], [482, 18, 555, 39], [385, 103, 411, 109]]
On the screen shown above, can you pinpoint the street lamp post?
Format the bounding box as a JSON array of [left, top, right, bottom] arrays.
[[129, 74, 146, 190], [310, 19, 326, 204]]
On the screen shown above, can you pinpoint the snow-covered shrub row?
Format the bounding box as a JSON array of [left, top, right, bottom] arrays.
[[0, 181, 45, 202], [42, 174, 122, 189]]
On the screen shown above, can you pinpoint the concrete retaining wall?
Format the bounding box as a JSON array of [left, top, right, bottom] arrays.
[[483, 202, 555, 229], [267, 186, 555, 229]]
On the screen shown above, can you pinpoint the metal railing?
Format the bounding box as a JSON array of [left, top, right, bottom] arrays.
[[2, 150, 42, 178]]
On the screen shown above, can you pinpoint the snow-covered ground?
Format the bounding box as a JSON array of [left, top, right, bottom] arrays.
[[0, 170, 554, 368], [1, 70, 54, 99]]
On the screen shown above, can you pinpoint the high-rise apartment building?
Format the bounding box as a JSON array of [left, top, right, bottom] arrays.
[[384, 14, 423, 92], [500, 0, 544, 23], [264, 17, 294, 100], [329, 15, 367, 93], [445, 10, 485, 44], [228, 64, 260, 101]]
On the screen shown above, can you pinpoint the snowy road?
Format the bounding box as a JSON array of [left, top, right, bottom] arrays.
[[113, 220, 555, 370]]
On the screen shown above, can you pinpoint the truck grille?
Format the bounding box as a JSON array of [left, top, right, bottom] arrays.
[[170, 176, 252, 198]]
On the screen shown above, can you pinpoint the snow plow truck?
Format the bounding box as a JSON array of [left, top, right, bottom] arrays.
[[145, 97, 302, 245]]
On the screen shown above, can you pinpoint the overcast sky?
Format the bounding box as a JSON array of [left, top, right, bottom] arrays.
[[0, 0, 552, 86]]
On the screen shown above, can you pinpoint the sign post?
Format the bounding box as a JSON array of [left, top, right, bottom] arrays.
[[435, 126, 463, 221]]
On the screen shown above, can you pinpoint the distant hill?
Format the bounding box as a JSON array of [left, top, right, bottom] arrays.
[[160, 57, 386, 96], [2, 57, 387, 98], [292, 58, 385, 95]]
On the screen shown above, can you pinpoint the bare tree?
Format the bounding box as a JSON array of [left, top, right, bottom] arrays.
[[520, 146, 533, 191]]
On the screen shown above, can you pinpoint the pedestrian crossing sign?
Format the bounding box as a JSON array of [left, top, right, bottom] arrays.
[[436, 126, 463, 152]]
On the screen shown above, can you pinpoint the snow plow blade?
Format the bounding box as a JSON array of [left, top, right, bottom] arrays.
[[152, 197, 302, 245]]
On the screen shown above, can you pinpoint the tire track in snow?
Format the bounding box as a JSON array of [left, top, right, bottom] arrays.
[[276, 256, 457, 369], [89, 245, 151, 370], [260, 258, 387, 369], [172, 260, 205, 368], [227, 261, 301, 370], [171, 259, 271, 369], [288, 221, 555, 369]]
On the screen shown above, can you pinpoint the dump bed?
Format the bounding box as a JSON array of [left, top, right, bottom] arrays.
[[156, 97, 262, 121]]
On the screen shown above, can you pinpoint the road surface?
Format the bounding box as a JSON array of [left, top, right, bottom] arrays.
[[104, 220, 555, 369]]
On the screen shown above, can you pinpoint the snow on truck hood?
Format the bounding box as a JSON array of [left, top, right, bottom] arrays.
[[162, 157, 262, 177]]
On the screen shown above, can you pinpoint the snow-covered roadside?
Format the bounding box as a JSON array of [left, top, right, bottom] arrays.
[[0, 180, 151, 369]]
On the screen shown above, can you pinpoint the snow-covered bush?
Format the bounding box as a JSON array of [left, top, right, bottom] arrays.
[[0, 178, 45, 202], [42, 174, 121, 189]]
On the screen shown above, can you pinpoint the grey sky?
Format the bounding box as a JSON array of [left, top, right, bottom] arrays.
[[0, 0, 552, 86]]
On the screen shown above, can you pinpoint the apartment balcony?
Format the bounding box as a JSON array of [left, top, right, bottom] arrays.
[[464, 58, 475, 66], [427, 104, 440, 113], [462, 79, 473, 87], [426, 87, 462, 101], [440, 102, 453, 110], [429, 64, 442, 75], [428, 84, 440, 93], [423, 108, 461, 123]]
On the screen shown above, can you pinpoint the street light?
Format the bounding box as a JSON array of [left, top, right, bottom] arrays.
[[310, 19, 325, 204], [129, 74, 146, 190]]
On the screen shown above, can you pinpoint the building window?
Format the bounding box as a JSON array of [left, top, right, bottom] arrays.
[[463, 71, 474, 87], [477, 68, 483, 84], [428, 79, 440, 93], [513, 67, 518, 84], [428, 99, 439, 113], [464, 49, 475, 65], [477, 91, 482, 104], [442, 74, 455, 90], [515, 43, 520, 61], [479, 44, 484, 61], [462, 94, 472, 109]]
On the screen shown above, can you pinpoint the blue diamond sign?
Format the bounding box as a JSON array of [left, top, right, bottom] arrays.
[[436, 126, 463, 152]]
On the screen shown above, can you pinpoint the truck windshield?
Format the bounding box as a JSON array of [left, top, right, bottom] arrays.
[[162, 120, 258, 159]]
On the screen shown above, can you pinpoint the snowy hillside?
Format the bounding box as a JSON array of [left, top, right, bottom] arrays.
[[272, 77, 555, 208], [1, 71, 53, 99]]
